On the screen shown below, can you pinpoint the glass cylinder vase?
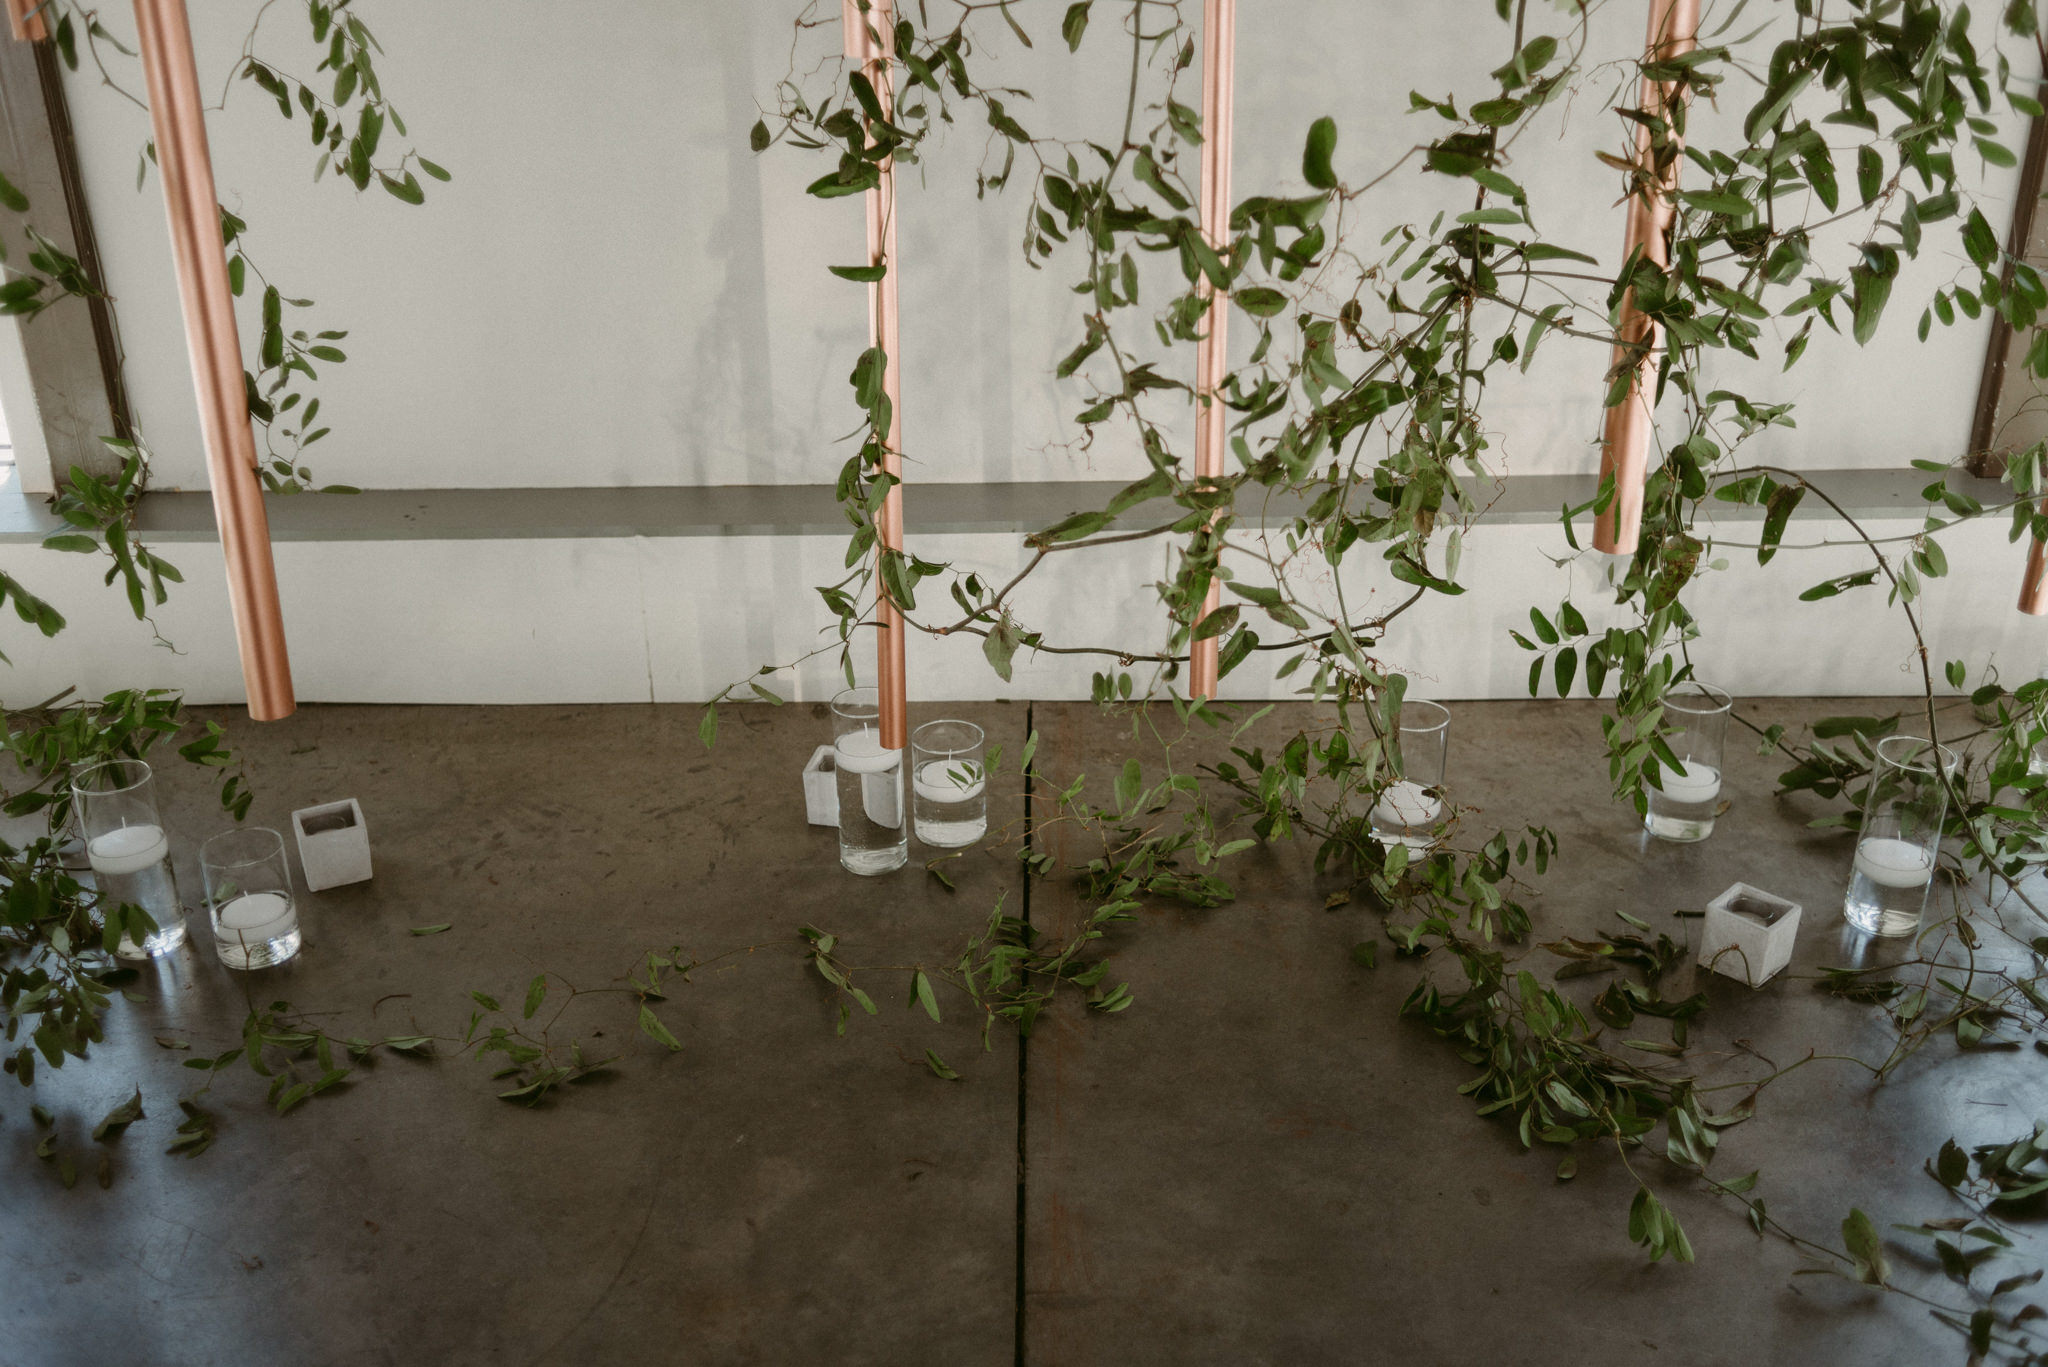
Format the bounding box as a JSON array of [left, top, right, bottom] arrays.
[[1844, 735, 1956, 938], [831, 686, 907, 875]]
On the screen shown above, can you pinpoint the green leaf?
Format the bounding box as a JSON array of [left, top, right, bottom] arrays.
[[638, 1003, 682, 1052], [1302, 116, 1338, 190], [417, 157, 452, 182], [39, 534, 97, 553], [1234, 286, 1288, 317], [523, 974, 547, 1020], [409, 923, 451, 936], [1061, 1, 1091, 51], [924, 1048, 961, 1080], [1843, 1208, 1889, 1284], [749, 120, 771, 153], [376, 170, 425, 206], [92, 1088, 143, 1142], [828, 263, 886, 282], [911, 969, 942, 1023], [1856, 146, 1882, 206]]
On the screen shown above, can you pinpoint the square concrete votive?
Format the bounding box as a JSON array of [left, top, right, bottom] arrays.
[[291, 798, 373, 891], [802, 744, 839, 827], [1700, 882, 1802, 988]]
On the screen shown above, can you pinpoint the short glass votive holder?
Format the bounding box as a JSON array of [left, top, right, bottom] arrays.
[[911, 720, 987, 849], [71, 758, 186, 960], [831, 686, 907, 876], [1644, 682, 1732, 843], [202, 827, 302, 970], [1369, 699, 1449, 850], [1844, 735, 1956, 939]]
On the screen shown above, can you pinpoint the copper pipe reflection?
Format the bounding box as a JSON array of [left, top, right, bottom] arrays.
[[843, 0, 906, 748], [134, 0, 294, 719], [2022, 510, 2048, 615], [5, 0, 47, 43], [1592, 0, 1699, 556], [1188, 0, 1235, 700]]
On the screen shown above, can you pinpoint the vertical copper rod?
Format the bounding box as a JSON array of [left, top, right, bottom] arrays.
[[843, 0, 907, 749], [1187, 0, 1235, 700], [5, 0, 47, 43], [134, 0, 294, 719], [2022, 506, 2048, 615], [1592, 0, 1699, 556]]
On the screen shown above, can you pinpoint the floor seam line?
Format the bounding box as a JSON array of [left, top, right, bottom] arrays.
[[1013, 701, 1032, 1367]]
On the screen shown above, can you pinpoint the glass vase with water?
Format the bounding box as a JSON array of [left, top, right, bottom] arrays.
[[832, 686, 907, 875], [1369, 699, 1449, 850], [1844, 735, 1956, 938], [912, 719, 986, 848], [203, 827, 303, 969], [71, 759, 185, 959], [1643, 683, 1731, 843]]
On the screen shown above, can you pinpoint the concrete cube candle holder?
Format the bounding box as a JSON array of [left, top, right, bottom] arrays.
[[802, 744, 839, 827], [1699, 882, 1801, 987], [291, 798, 373, 891]]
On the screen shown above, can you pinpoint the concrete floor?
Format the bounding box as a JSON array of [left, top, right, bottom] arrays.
[[2, 699, 2043, 1366]]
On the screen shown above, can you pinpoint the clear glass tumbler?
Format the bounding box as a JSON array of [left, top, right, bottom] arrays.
[[831, 686, 907, 875], [202, 827, 302, 969], [1644, 682, 1732, 843], [72, 758, 185, 959], [1369, 699, 1449, 850], [1844, 735, 1956, 938], [912, 720, 987, 848]]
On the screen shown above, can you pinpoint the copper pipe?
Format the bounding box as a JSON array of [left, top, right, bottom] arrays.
[[134, 0, 294, 719], [1187, 0, 1235, 700], [5, 0, 47, 43], [1592, 0, 1699, 556], [2023, 507, 2048, 615], [843, 0, 906, 748]]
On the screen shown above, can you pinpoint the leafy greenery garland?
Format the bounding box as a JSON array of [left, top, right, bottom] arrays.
[[9, 3, 2048, 1361]]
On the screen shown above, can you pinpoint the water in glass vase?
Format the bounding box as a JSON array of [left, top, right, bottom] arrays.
[[1644, 761, 1721, 842], [833, 731, 907, 875], [1369, 781, 1443, 850], [88, 823, 185, 958], [913, 760, 986, 848], [213, 890, 301, 969], [1845, 836, 1935, 937]]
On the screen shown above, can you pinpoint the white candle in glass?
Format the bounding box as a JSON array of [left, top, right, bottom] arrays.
[[1371, 780, 1443, 830], [1854, 837, 1934, 889], [914, 761, 984, 803], [834, 729, 901, 774], [1657, 760, 1721, 804], [87, 823, 169, 875], [216, 890, 296, 938]]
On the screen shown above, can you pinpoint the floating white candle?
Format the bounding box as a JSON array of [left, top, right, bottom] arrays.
[[1371, 780, 1443, 830], [87, 823, 169, 876], [216, 890, 296, 937], [1655, 760, 1721, 805], [914, 761, 985, 803], [833, 730, 901, 775], [1854, 837, 1934, 889]]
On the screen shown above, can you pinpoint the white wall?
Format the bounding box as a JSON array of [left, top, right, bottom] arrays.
[[0, 511, 2041, 704], [2, 0, 2041, 705], [54, 0, 2032, 492]]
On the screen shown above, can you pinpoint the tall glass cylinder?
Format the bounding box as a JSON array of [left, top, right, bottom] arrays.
[[1370, 699, 1449, 849], [202, 826, 302, 969], [1644, 682, 1732, 843], [911, 719, 986, 848], [71, 759, 184, 959], [832, 686, 907, 875], [1845, 735, 1956, 938]]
